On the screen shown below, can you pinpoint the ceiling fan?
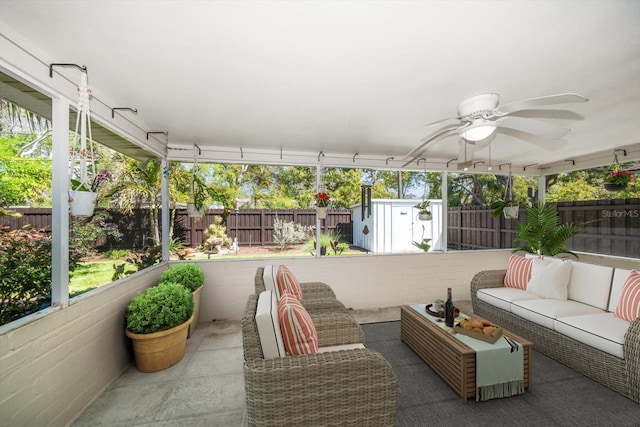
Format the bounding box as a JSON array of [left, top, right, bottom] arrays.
[[403, 92, 588, 167]]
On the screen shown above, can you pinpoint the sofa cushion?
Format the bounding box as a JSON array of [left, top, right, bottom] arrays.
[[567, 262, 614, 309], [255, 290, 286, 359], [477, 287, 541, 312], [278, 292, 318, 355], [511, 299, 604, 330], [614, 270, 640, 322], [526, 258, 572, 300], [276, 265, 304, 300], [554, 313, 628, 358], [504, 254, 532, 290], [609, 268, 633, 312], [262, 265, 279, 298]]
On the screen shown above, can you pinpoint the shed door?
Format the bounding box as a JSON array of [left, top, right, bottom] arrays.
[[392, 205, 414, 252]]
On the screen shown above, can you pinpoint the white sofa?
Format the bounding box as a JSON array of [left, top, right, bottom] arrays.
[[471, 258, 640, 403]]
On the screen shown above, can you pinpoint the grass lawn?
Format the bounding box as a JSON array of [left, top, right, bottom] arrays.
[[69, 261, 137, 297]]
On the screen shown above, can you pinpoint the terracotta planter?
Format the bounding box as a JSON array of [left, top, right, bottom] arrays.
[[125, 315, 191, 373], [69, 190, 97, 217], [604, 183, 627, 192], [188, 286, 203, 337], [503, 206, 519, 219], [316, 207, 327, 219]]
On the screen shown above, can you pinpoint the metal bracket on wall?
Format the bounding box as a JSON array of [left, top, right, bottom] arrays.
[[49, 63, 86, 78]]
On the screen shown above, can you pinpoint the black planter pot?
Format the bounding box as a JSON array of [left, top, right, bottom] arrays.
[[604, 183, 627, 192]]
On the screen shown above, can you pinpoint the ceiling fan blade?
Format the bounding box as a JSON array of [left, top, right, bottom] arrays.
[[497, 116, 571, 140], [422, 116, 459, 128], [402, 125, 458, 162], [497, 93, 588, 115]]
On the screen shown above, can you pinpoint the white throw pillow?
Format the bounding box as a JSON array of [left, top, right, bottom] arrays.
[[255, 290, 286, 358], [526, 258, 572, 300]]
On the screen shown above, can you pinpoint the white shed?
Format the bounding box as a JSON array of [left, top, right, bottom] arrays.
[[352, 199, 443, 253]]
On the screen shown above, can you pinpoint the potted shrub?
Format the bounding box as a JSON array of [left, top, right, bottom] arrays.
[[414, 200, 432, 221], [125, 282, 194, 372], [159, 263, 205, 337]]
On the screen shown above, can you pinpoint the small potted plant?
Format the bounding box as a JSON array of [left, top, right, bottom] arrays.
[[69, 169, 113, 217], [159, 263, 205, 337], [490, 199, 520, 219], [415, 200, 432, 221], [314, 192, 331, 219], [125, 282, 194, 372], [604, 169, 635, 192]]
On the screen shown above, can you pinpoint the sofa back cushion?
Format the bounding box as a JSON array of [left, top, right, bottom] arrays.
[[278, 292, 318, 355], [263, 265, 279, 298], [526, 258, 572, 300], [613, 270, 640, 322], [567, 262, 614, 309], [504, 254, 533, 290], [609, 268, 632, 312], [255, 290, 286, 359]]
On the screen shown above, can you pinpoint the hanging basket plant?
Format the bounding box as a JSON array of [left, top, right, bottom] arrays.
[[604, 170, 635, 192], [490, 167, 519, 219], [415, 200, 432, 221], [188, 145, 206, 218]]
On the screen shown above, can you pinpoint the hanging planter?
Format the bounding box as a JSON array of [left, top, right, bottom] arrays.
[[187, 202, 204, 218], [490, 165, 519, 219], [69, 190, 97, 217], [188, 145, 206, 218], [503, 205, 519, 219], [418, 212, 432, 221], [604, 182, 627, 192], [316, 206, 327, 219]]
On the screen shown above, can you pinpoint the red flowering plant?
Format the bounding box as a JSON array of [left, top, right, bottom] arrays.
[[606, 170, 636, 185], [314, 192, 331, 207]]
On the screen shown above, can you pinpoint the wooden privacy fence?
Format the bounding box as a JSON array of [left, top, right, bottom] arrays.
[[2, 200, 638, 258], [447, 199, 640, 258]]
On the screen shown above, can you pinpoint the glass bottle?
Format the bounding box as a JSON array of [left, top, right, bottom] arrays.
[[445, 287, 455, 327]]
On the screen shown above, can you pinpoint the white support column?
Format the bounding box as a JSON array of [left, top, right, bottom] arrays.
[[315, 164, 322, 258], [538, 175, 546, 205], [161, 158, 170, 261], [51, 97, 70, 307], [441, 171, 448, 253]]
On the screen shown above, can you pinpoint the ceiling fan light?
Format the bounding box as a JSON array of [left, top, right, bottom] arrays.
[[459, 121, 497, 141]]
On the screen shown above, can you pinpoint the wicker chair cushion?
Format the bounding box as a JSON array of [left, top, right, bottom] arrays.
[[255, 290, 286, 358], [278, 292, 318, 355], [276, 265, 303, 300], [614, 270, 640, 322], [262, 265, 280, 298], [503, 255, 532, 290], [526, 258, 572, 300]]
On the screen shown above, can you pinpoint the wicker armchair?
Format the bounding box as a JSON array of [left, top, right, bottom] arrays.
[[242, 294, 398, 426], [255, 267, 349, 315], [471, 269, 640, 403]]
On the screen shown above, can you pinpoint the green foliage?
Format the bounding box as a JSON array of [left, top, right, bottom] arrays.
[[69, 212, 122, 265], [303, 229, 344, 255], [272, 216, 313, 250], [126, 245, 162, 271], [126, 282, 194, 334], [414, 199, 431, 213], [0, 133, 52, 206], [0, 226, 52, 325], [412, 238, 432, 252], [203, 216, 232, 248], [512, 202, 593, 258], [104, 249, 130, 259], [489, 199, 519, 218], [159, 263, 204, 292]]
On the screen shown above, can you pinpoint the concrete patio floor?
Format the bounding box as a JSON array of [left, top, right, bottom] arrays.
[[72, 306, 403, 426]]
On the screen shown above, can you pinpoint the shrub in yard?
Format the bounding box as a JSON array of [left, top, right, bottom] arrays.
[[203, 216, 232, 249], [0, 226, 52, 325], [273, 216, 313, 250], [159, 263, 204, 292], [126, 282, 194, 334], [70, 212, 121, 266]]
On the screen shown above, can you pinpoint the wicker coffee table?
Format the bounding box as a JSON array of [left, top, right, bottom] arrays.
[[400, 305, 533, 403]]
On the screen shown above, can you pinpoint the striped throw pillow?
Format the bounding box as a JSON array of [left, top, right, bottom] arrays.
[[276, 265, 303, 300], [277, 292, 318, 355], [614, 270, 640, 322], [504, 254, 533, 290]]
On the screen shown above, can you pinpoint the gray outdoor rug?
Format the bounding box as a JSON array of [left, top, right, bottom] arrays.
[[362, 321, 640, 427]]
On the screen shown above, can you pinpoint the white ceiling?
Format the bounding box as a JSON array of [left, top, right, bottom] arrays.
[[1, 0, 639, 174]]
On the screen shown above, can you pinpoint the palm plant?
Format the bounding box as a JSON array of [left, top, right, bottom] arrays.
[[512, 202, 593, 258]]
